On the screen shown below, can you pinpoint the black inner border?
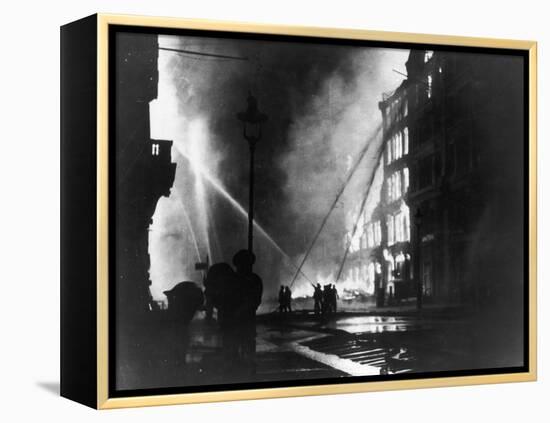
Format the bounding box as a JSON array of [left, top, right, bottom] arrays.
[[108, 23, 531, 399]]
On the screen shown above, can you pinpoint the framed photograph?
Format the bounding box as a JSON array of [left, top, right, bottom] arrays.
[[60, 14, 537, 409]]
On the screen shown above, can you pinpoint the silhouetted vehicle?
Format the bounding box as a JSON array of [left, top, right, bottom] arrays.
[[163, 281, 204, 324]]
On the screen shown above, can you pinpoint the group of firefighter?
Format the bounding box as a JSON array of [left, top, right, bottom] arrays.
[[276, 282, 339, 315], [170, 252, 344, 376], [277, 286, 293, 312], [312, 283, 339, 315]]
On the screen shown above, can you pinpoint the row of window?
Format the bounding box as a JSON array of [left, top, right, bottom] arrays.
[[346, 251, 413, 295], [386, 97, 408, 128], [347, 219, 382, 254], [385, 127, 409, 164], [349, 205, 411, 252], [386, 168, 409, 202]]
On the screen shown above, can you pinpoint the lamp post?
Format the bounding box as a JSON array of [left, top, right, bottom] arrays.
[[414, 208, 424, 310], [237, 93, 268, 255]]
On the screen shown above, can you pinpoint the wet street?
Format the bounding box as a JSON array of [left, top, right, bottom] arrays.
[[116, 304, 523, 391], [256, 311, 476, 377]]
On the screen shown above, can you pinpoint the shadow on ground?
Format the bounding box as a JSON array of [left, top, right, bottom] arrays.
[[36, 381, 59, 396]]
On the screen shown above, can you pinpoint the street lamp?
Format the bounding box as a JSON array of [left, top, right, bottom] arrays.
[[414, 208, 423, 310], [237, 92, 268, 255]]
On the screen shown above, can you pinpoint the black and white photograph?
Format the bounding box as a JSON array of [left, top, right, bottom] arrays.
[[5, 0, 550, 419], [111, 26, 527, 395]]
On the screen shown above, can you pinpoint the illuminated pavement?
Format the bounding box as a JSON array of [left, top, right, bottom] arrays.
[[254, 309, 510, 377], [116, 306, 523, 391]]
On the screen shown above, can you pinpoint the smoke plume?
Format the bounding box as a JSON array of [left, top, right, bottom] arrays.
[[148, 32, 409, 301]]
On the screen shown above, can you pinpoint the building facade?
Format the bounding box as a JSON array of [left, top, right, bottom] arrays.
[[342, 80, 413, 305], [343, 48, 524, 308], [377, 81, 413, 304], [405, 48, 524, 305], [115, 32, 177, 318]]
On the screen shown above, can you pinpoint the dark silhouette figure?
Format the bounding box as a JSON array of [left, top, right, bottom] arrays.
[[330, 284, 339, 313], [322, 284, 333, 314], [204, 290, 214, 321], [204, 263, 239, 351], [163, 281, 204, 324], [283, 286, 292, 312], [278, 286, 286, 313], [232, 249, 263, 375], [312, 283, 323, 314], [163, 282, 204, 365]]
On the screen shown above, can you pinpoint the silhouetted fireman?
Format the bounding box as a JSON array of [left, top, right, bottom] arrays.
[[232, 249, 263, 374], [278, 286, 286, 313], [330, 284, 339, 313], [204, 263, 237, 325], [204, 263, 240, 358], [322, 284, 332, 314], [163, 281, 204, 324], [284, 286, 292, 312], [162, 282, 203, 364], [312, 283, 323, 314]]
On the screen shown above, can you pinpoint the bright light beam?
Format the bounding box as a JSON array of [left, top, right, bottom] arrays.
[[172, 143, 315, 284]]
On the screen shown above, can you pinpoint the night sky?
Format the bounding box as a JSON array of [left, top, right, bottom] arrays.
[[148, 32, 409, 301]]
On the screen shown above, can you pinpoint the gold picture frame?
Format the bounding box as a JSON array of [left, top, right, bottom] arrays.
[[61, 13, 537, 409]]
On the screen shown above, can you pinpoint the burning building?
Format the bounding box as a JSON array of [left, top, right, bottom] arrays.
[[340, 79, 412, 305], [344, 47, 524, 308], [376, 81, 413, 304]]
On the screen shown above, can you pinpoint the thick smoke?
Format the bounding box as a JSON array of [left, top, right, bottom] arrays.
[[149, 33, 408, 302]]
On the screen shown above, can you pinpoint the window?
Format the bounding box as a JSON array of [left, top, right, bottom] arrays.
[[424, 50, 434, 63], [374, 221, 382, 246], [387, 171, 402, 202], [403, 167, 410, 193], [395, 212, 403, 243], [387, 215, 395, 245], [427, 74, 433, 99], [365, 221, 381, 248], [151, 143, 160, 156], [388, 209, 411, 245], [366, 224, 374, 248], [401, 209, 411, 242], [394, 133, 403, 159], [395, 172, 401, 199], [360, 232, 367, 250], [386, 131, 409, 165]]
